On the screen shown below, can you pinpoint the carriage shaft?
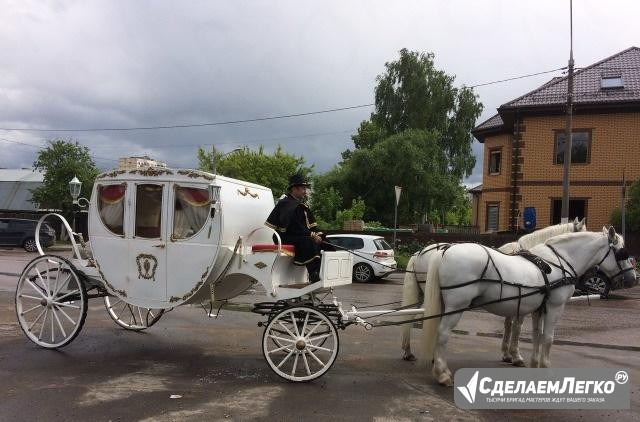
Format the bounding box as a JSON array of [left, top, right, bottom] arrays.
[[346, 308, 425, 318]]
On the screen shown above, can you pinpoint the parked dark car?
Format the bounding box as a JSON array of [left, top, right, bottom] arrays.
[[0, 218, 56, 252], [578, 255, 638, 298]]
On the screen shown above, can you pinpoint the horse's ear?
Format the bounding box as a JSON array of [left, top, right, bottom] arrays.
[[574, 217, 579, 223], [602, 226, 609, 235], [608, 226, 617, 243], [576, 218, 585, 231]]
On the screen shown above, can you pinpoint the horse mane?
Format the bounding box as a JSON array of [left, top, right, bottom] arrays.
[[518, 223, 572, 250], [544, 231, 598, 246]]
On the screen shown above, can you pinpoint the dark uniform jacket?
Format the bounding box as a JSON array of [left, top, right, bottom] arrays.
[[265, 194, 320, 266]]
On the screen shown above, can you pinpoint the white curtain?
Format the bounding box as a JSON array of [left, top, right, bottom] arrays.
[[98, 184, 125, 235], [173, 186, 210, 239]]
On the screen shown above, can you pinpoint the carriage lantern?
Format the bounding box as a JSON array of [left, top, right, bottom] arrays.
[[69, 176, 82, 204]]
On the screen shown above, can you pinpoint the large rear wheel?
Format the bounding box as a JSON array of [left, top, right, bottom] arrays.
[[15, 255, 87, 348]]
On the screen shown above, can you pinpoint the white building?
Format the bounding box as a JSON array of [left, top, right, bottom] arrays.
[[118, 156, 167, 171], [0, 169, 44, 211]]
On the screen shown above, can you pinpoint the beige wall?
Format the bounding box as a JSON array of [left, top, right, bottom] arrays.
[[478, 112, 640, 232]]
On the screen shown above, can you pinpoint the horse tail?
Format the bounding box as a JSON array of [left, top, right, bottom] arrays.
[[401, 256, 420, 354], [420, 251, 443, 368]]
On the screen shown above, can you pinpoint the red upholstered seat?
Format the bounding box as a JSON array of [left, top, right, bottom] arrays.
[[252, 244, 295, 254]]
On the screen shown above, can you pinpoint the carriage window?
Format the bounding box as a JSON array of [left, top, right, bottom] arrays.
[[173, 186, 211, 239], [135, 184, 163, 239], [97, 184, 126, 235]]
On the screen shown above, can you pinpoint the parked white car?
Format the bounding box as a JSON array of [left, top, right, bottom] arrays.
[[326, 234, 396, 282]]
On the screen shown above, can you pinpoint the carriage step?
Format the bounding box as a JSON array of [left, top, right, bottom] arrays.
[[279, 283, 313, 289]]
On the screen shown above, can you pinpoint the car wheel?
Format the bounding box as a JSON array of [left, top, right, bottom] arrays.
[[582, 271, 610, 298], [353, 263, 374, 283], [23, 238, 37, 253]]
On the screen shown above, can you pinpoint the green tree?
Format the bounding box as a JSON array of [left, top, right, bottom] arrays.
[[357, 48, 483, 179], [341, 129, 461, 225], [197, 146, 313, 198], [31, 140, 99, 218], [317, 49, 482, 226], [610, 179, 640, 232]]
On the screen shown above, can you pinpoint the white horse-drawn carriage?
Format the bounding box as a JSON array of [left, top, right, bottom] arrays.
[[15, 168, 354, 381], [14, 167, 637, 385]]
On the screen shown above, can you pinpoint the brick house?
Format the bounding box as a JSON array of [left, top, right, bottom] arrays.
[[471, 46, 640, 233]]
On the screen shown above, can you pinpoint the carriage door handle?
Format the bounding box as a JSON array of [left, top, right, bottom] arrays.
[[153, 244, 165, 248]]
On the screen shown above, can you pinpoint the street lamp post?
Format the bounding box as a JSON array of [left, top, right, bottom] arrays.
[[68, 176, 89, 237], [393, 186, 402, 248]]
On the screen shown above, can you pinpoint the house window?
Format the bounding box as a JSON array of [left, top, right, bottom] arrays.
[[601, 75, 623, 89], [555, 130, 590, 164], [489, 149, 502, 175], [486, 204, 499, 232], [551, 199, 587, 225]]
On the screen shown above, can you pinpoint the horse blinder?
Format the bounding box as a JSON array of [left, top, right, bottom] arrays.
[[614, 248, 629, 262]]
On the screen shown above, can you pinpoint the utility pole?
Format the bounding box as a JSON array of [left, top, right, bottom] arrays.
[[621, 170, 627, 239], [561, 0, 575, 224]]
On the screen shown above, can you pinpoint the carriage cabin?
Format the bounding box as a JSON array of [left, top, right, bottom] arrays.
[[89, 167, 278, 308], [89, 167, 352, 309], [471, 47, 640, 233]]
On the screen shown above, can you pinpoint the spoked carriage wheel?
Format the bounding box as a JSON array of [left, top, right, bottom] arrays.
[[262, 306, 339, 382], [104, 296, 164, 331], [15, 255, 88, 349]]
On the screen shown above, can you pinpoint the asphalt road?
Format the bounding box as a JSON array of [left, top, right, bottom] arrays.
[[1, 248, 639, 421]]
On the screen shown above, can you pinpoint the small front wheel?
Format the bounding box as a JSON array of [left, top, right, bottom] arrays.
[[15, 255, 87, 348], [104, 296, 164, 331], [262, 306, 339, 382]]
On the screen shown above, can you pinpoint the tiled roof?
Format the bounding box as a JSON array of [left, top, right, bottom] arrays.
[[501, 46, 640, 109], [0, 169, 44, 182], [473, 113, 503, 132], [468, 184, 482, 193]]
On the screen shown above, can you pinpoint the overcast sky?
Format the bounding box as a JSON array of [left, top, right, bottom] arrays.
[[2, 0, 639, 186]]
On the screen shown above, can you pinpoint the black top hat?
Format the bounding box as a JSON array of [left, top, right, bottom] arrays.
[[288, 173, 311, 190]]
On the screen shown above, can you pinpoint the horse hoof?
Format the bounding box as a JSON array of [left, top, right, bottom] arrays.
[[502, 355, 512, 363], [402, 353, 416, 362], [437, 374, 454, 387], [512, 358, 526, 367]]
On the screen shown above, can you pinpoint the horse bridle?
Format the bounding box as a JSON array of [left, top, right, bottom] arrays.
[[594, 242, 634, 282]]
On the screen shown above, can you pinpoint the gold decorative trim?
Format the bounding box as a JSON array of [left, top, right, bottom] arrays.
[[237, 186, 259, 198], [136, 253, 158, 281], [94, 259, 127, 297], [265, 222, 286, 233], [254, 261, 267, 269], [169, 265, 210, 303], [177, 169, 214, 181], [97, 170, 127, 179], [129, 168, 174, 177]]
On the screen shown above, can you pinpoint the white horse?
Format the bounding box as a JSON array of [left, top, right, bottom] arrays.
[[400, 219, 585, 364], [420, 227, 635, 386]]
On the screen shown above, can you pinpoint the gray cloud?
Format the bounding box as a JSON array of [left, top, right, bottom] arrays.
[[2, 0, 639, 186]]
